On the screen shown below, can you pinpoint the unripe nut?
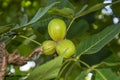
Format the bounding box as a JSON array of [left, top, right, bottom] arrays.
[[56, 39, 76, 58], [42, 40, 56, 55], [48, 18, 66, 41]]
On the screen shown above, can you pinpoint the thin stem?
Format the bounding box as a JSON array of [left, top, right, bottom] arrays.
[[66, 4, 89, 32], [66, 5, 88, 32], [92, 62, 120, 69], [19, 35, 41, 46], [94, 69, 107, 80], [67, 18, 75, 31], [65, 62, 76, 80], [78, 60, 90, 68], [55, 61, 71, 80]]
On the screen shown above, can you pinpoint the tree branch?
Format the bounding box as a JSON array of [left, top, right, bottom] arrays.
[[0, 41, 7, 80], [0, 41, 43, 80]]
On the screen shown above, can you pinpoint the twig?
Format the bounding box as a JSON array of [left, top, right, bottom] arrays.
[[78, 60, 91, 68], [0, 41, 7, 80], [67, 18, 75, 31], [65, 62, 75, 80], [19, 35, 41, 46], [0, 41, 43, 80], [8, 47, 43, 66], [55, 59, 73, 80]]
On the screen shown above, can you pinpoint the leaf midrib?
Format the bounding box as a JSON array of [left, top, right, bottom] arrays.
[[80, 27, 117, 55]]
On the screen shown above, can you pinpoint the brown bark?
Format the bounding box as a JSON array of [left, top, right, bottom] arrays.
[[0, 41, 43, 80], [0, 41, 7, 80]]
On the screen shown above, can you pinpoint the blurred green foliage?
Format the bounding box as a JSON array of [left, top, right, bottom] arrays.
[[0, 0, 120, 80]]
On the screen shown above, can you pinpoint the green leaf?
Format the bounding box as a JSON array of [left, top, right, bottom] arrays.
[[18, 44, 32, 56], [48, 0, 74, 10], [77, 23, 120, 56], [5, 76, 21, 80], [20, 14, 28, 26], [32, 28, 46, 43], [49, 7, 74, 18], [67, 19, 89, 39], [12, 2, 59, 31], [80, 48, 112, 66], [75, 3, 106, 18], [27, 56, 64, 80], [32, 14, 58, 30], [59, 62, 82, 80], [95, 68, 120, 80], [0, 24, 13, 35], [25, 2, 59, 26], [75, 70, 87, 80], [104, 53, 120, 63], [75, 1, 120, 18]]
